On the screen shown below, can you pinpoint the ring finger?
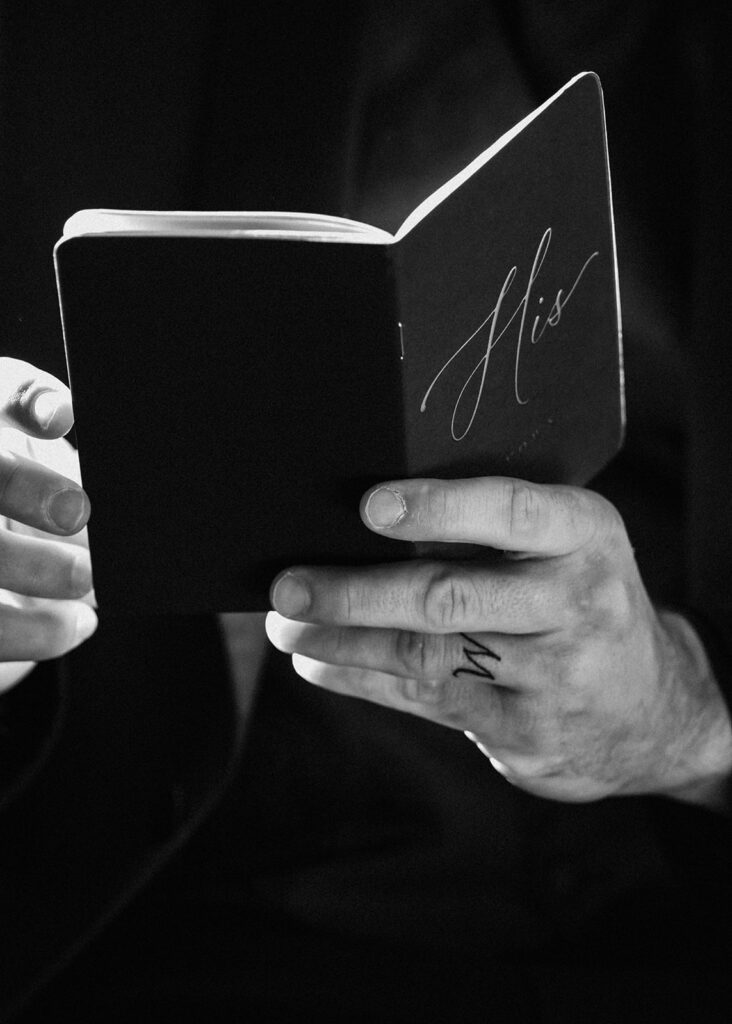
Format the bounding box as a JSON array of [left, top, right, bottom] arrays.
[[266, 611, 536, 690]]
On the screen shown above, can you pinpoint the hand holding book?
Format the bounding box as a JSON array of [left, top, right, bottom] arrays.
[[0, 360, 96, 693], [54, 72, 622, 613], [10, 69, 732, 812], [266, 474, 732, 810]]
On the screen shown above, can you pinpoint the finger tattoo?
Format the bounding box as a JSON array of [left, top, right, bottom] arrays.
[[452, 633, 501, 680]]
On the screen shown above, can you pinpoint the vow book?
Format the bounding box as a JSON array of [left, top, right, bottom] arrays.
[[55, 71, 623, 613]]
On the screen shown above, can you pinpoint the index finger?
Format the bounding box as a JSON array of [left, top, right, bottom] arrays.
[[0, 358, 74, 439], [360, 477, 619, 556]]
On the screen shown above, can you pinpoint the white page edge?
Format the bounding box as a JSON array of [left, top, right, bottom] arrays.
[[61, 209, 394, 245], [394, 71, 596, 242]]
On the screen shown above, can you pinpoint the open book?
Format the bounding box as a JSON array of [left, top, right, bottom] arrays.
[[55, 71, 623, 613]]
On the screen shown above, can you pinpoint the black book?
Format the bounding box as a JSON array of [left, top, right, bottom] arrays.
[[55, 72, 623, 613]]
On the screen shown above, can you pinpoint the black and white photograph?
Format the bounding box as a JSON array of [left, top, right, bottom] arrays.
[[0, 3, 730, 1021]]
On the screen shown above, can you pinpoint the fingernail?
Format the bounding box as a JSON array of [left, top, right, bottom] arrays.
[[272, 572, 311, 617], [73, 602, 98, 644], [71, 552, 93, 595], [364, 487, 406, 529], [32, 390, 60, 431], [48, 488, 88, 532]]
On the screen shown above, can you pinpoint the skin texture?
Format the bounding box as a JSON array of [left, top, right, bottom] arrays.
[[0, 358, 96, 694], [267, 477, 732, 809], [2, 358, 729, 810]]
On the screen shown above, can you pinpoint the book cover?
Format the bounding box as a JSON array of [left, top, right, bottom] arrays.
[[55, 72, 622, 613]]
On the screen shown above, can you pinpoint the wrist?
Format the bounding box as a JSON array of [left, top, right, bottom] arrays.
[[653, 610, 732, 813]]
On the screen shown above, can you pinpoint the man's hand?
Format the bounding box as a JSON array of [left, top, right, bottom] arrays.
[[0, 358, 96, 694], [266, 477, 732, 807]]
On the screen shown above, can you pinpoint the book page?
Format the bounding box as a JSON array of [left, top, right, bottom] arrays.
[[61, 75, 590, 248], [393, 72, 624, 488], [61, 209, 394, 245], [395, 72, 592, 242]]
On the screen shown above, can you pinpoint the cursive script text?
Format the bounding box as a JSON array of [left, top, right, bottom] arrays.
[[420, 228, 599, 440]]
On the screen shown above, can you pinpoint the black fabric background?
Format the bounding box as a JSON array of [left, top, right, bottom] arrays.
[[2, 3, 732, 1022]]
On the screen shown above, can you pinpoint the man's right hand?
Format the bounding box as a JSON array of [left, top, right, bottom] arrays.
[[0, 358, 96, 694]]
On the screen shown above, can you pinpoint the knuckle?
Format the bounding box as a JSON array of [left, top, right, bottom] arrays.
[[393, 629, 444, 677], [342, 578, 358, 621], [329, 625, 355, 663], [6, 377, 35, 411], [504, 479, 544, 541], [394, 675, 449, 709], [509, 479, 544, 540], [420, 567, 479, 632], [1, 375, 35, 428], [561, 548, 634, 633], [1, 367, 71, 439], [395, 674, 475, 727]]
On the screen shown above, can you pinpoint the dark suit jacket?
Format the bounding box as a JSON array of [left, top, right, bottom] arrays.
[[1, 3, 731, 1019]]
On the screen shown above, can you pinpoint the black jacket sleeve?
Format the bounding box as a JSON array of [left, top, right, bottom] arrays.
[[0, 665, 63, 814]]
